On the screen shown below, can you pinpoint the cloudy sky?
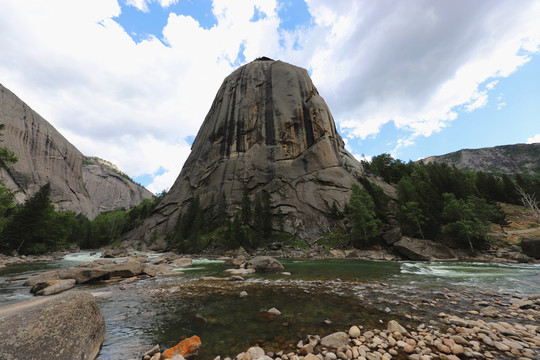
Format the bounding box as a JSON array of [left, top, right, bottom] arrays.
[[1, 0, 539, 193]]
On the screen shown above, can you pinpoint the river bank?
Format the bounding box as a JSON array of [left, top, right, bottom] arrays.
[[1, 251, 539, 360], [124, 261, 540, 360]]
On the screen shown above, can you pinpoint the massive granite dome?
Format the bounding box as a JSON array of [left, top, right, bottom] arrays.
[[128, 58, 363, 248]]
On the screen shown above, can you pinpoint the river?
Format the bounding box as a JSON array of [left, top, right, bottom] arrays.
[[1, 253, 539, 359]]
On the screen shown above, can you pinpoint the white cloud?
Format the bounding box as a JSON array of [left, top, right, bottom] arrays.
[[1, 0, 540, 194], [297, 0, 540, 140], [0, 0, 284, 193], [126, 0, 179, 12], [126, 0, 149, 12], [353, 154, 372, 163], [526, 134, 540, 144]]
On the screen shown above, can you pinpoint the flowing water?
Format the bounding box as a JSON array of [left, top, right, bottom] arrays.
[[1, 254, 539, 359]]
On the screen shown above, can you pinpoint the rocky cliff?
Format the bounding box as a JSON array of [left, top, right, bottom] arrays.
[[419, 143, 540, 175], [126, 58, 364, 248], [0, 83, 152, 217], [82, 157, 153, 213]]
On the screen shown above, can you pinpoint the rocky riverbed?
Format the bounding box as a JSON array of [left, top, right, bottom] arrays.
[[1, 250, 539, 360], [139, 275, 539, 360]]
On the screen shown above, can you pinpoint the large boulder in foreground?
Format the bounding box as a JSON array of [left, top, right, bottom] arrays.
[[0, 291, 105, 360], [393, 237, 456, 261], [521, 237, 540, 259], [246, 256, 284, 272]]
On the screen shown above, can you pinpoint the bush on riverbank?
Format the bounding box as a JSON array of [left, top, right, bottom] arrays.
[[354, 154, 540, 252], [0, 184, 165, 255]]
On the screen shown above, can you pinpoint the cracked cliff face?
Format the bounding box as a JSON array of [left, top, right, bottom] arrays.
[[0, 84, 152, 218], [126, 59, 363, 248]]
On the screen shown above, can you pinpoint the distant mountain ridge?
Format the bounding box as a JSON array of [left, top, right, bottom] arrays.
[[0, 83, 152, 218], [419, 143, 540, 175]]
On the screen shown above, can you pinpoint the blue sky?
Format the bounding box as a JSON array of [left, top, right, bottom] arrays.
[[1, 0, 539, 192]]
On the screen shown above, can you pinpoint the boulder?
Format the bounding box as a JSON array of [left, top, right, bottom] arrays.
[[382, 227, 402, 245], [246, 256, 284, 272], [521, 237, 540, 258], [0, 291, 105, 360], [171, 257, 193, 268], [57, 267, 109, 283], [257, 308, 282, 321], [101, 260, 144, 278], [387, 320, 407, 334], [143, 264, 178, 277], [320, 332, 349, 349], [246, 346, 265, 360], [101, 247, 131, 258], [223, 256, 246, 266], [30, 279, 76, 296], [160, 252, 181, 262], [393, 237, 456, 261], [23, 270, 61, 286], [224, 268, 256, 276], [161, 335, 201, 359]]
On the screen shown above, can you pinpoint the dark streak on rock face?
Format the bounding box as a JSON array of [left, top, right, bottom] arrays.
[[264, 63, 275, 146]]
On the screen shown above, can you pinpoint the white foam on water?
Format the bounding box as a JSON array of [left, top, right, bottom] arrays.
[[173, 267, 206, 271], [63, 251, 102, 263], [4, 292, 33, 301], [192, 258, 224, 265]]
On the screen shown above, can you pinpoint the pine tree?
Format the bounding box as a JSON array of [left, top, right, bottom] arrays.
[[0, 124, 18, 169], [261, 190, 273, 239], [1, 183, 59, 254], [216, 191, 228, 226], [346, 184, 381, 248]]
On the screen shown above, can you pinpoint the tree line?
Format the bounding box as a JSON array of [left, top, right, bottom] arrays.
[[0, 125, 167, 255], [339, 154, 539, 252], [168, 188, 277, 253], [0, 180, 165, 255], [2, 118, 539, 255]]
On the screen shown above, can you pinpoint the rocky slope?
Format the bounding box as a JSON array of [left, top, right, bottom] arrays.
[[126, 58, 364, 248], [82, 157, 153, 213], [419, 142, 540, 175], [0, 83, 152, 218]]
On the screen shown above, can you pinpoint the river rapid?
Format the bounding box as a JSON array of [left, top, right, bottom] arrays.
[[1, 253, 539, 360]]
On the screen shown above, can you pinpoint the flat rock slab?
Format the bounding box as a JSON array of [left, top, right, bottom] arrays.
[[393, 237, 456, 261], [0, 291, 105, 360], [30, 279, 76, 296]]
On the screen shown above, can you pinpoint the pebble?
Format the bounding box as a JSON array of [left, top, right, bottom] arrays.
[[349, 326, 361, 338], [209, 291, 540, 360], [324, 352, 336, 360]]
